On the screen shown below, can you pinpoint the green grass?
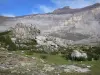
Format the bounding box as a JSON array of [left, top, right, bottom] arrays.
[[30, 53, 100, 75], [33, 53, 69, 64], [90, 60, 100, 75], [15, 50, 68, 64], [15, 50, 100, 75]]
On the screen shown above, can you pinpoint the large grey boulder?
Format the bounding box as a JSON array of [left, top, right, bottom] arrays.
[[71, 50, 87, 59]]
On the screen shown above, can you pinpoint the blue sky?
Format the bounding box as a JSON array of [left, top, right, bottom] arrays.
[[0, 0, 100, 17]]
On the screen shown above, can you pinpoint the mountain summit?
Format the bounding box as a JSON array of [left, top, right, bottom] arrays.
[[52, 3, 100, 14]]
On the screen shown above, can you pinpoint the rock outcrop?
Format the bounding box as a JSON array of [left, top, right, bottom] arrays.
[[11, 23, 40, 40]]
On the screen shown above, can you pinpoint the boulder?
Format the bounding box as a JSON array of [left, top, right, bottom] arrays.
[[71, 50, 88, 60]]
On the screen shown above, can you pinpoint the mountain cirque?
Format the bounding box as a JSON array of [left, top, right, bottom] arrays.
[[0, 3, 100, 46]]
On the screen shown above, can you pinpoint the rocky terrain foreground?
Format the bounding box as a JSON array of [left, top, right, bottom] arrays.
[[0, 47, 91, 75]]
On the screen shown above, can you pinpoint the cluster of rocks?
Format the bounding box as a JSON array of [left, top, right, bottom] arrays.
[[36, 36, 58, 48], [43, 64, 90, 74]]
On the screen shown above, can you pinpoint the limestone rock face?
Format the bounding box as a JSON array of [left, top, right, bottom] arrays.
[[11, 23, 40, 40], [0, 3, 100, 46], [10, 23, 40, 48]]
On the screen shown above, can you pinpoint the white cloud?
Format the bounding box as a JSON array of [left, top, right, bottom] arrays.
[[39, 5, 55, 13], [1, 14, 15, 17], [32, 11, 39, 14], [32, 5, 55, 14]]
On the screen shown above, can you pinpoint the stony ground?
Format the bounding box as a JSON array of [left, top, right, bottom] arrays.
[[0, 48, 91, 75]]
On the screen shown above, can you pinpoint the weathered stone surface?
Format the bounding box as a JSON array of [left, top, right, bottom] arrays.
[[71, 50, 88, 59]]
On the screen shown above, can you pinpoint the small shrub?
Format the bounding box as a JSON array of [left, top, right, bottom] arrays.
[[76, 57, 86, 61], [50, 51, 58, 55], [63, 54, 71, 60], [93, 54, 100, 60], [0, 34, 16, 51], [87, 53, 100, 61], [87, 56, 92, 61], [40, 55, 48, 59], [24, 50, 34, 55]]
